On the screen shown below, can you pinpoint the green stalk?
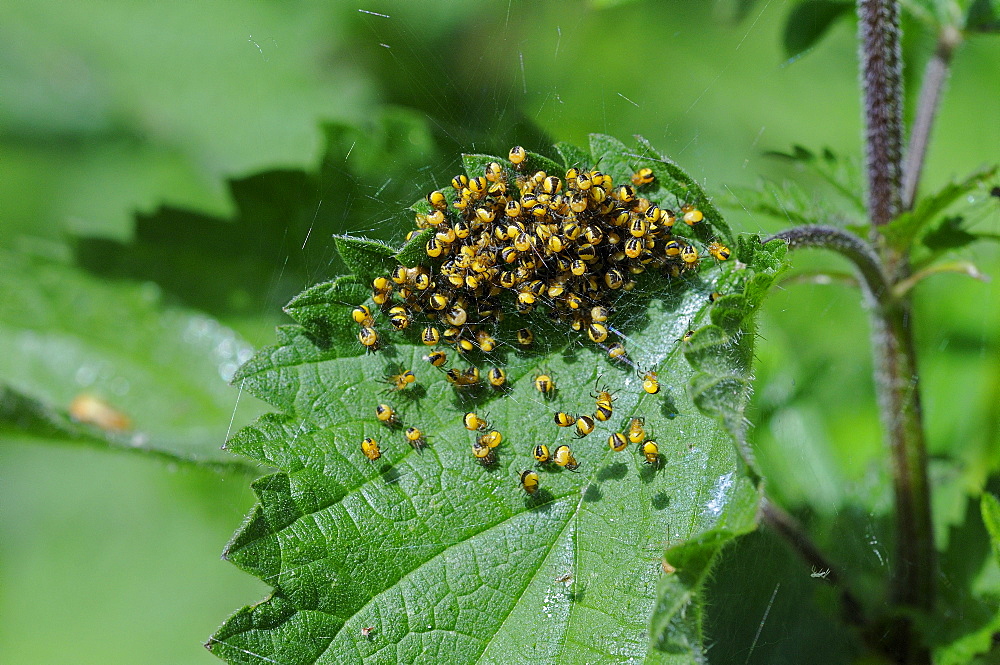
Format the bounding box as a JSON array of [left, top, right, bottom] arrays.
[[858, 0, 904, 228], [857, 3, 934, 661], [902, 26, 962, 211]]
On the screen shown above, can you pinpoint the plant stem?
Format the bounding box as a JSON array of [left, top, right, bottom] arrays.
[[902, 26, 962, 211], [869, 300, 934, 665], [893, 259, 987, 298], [858, 4, 935, 662], [858, 0, 904, 227], [763, 226, 890, 305], [766, 223, 935, 663]]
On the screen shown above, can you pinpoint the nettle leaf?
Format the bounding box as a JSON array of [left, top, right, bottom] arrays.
[[982, 493, 1000, 564], [760, 145, 866, 214], [966, 0, 1000, 32], [0, 383, 258, 474], [884, 165, 998, 252], [0, 249, 265, 461], [331, 235, 399, 286], [283, 277, 372, 348], [209, 140, 785, 663], [783, 1, 855, 60], [921, 215, 980, 251], [554, 142, 592, 171], [461, 153, 505, 181], [394, 228, 436, 269], [725, 178, 864, 229], [927, 495, 1000, 665], [649, 241, 785, 654], [73, 107, 445, 317], [631, 135, 734, 245], [523, 150, 566, 177]]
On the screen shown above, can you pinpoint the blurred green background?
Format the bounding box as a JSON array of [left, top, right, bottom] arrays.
[[1, 0, 998, 662]]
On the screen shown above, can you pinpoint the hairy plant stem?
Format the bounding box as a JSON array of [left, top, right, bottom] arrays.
[[902, 26, 962, 211], [858, 0, 904, 228], [763, 226, 890, 304], [765, 224, 933, 663], [870, 301, 934, 613], [857, 3, 934, 662]]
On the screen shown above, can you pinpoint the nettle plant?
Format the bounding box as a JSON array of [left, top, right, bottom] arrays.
[[207, 2, 999, 664]]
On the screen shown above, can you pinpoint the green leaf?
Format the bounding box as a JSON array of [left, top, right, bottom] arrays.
[[283, 277, 371, 347], [0, 383, 258, 474], [461, 153, 506, 181], [0, 249, 267, 461], [1, 0, 373, 244], [726, 181, 835, 227], [725, 143, 868, 228], [884, 165, 998, 251], [651, 525, 756, 656], [394, 228, 437, 269], [630, 135, 734, 244], [73, 108, 445, 317], [332, 235, 399, 286], [783, 1, 855, 60], [927, 494, 1000, 664], [588, 133, 640, 184], [982, 493, 1000, 564], [554, 142, 593, 170], [650, 243, 787, 655], [521, 150, 565, 177], [922, 215, 981, 251], [967, 0, 1000, 32], [210, 141, 785, 662], [760, 145, 866, 214]]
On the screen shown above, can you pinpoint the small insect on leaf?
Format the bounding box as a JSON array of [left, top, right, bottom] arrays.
[[641, 369, 660, 395], [519, 470, 540, 495], [608, 432, 628, 452], [628, 418, 646, 444], [383, 367, 417, 392], [375, 403, 397, 426], [358, 327, 380, 352], [404, 427, 426, 451], [351, 305, 374, 326], [554, 412, 575, 428], [486, 367, 507, 388], [553, 444, 580, 471], [69, 394, 132, 432], [361, 437, 382, 461], [478, 430, 503, 449], [534, 373, 555, 396], [708, 242, 731, 261], [464, 412, 489, 431], [641, 440, 660, 466], [424, 350, 447, 367], [472, 440, 496, 466]]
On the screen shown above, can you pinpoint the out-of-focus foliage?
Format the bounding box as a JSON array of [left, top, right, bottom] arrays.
[[0, 0, 375, 243], [72, 108, 447, 318], [0, 248, 269, 461], [783, 1, 854, 59]]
